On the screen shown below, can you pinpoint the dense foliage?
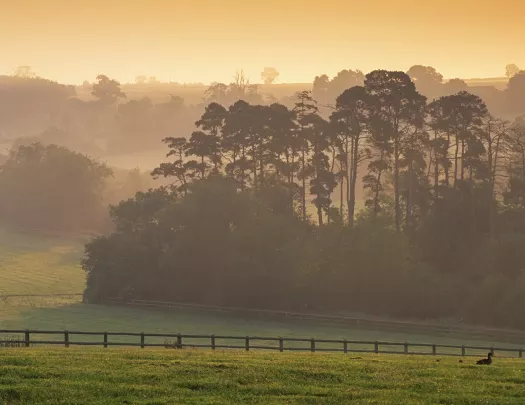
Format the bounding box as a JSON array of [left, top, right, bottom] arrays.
[[81, 70, 525, 329], [0, 144, 112, 231]]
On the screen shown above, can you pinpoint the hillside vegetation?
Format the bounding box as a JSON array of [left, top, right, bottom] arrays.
[[2, 229, 524, 349]]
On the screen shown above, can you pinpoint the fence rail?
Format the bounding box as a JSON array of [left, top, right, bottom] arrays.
[[0, 329, 523, 358]]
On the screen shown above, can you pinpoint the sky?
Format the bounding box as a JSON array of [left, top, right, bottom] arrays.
[[0, 0, 523, 84]]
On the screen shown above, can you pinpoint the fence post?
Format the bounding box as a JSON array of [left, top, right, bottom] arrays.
[[245, 336, 250, 352], [279, 337, 284, 352], [64, 331, 69, 348], [343, 339, 348, 354], [404, 342, 408, 354], [519, 349, 523, 358], [211, 335, 216, 351], [140, 333, 145, 349], [177, 334, 182, 349], [24, 330, 30, 347], [432, 344, 436, 355], [104, 332, 108, 348], [310, 338, 315, 353], [374, 341, 379, 354], [461, 345, 465, 356]]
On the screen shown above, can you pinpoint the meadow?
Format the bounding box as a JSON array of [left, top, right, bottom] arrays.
[[1, 348, 525, 404], [1, 228, 524, 353]]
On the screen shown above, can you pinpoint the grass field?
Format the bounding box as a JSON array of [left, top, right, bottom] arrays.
[[0, 229, 86, 296], [0, 228, 524, 352], [1, 348, 524, 404]]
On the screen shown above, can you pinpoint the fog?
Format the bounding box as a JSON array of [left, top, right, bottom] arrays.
[[1, 0, 525, 334]]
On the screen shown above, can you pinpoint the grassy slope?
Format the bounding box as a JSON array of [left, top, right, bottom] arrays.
[[1, 349, 525, 404], [0, 229, 86, 296]]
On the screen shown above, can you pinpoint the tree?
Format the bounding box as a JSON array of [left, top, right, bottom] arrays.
[[305, 114, 336, 225], [91, 75, 126, 105], [506, 64, 520, 78], [152, 137, 191, 195], [185, 130, 221, 179], [204, 82, 230, 105], [506, 71, 525, 113], [312, 70, 365, 108], [443, 78, 468, 95], [504, 118, 525, 209], [365, 70, 427, 232], [267, 103, 300, 211], [135, 75, 148, 84], [480, 115, 510, 235], [261, 67, 280, 84], [204, 72, 262, 106], [230, 70, 260, 102], [117, 97, 153, 141], [429, 92, 488, 188], [407, 65, 443, 99], [0, 143, 112, 231], [330, 86, 369, 225], [294, 91, 319, 220], [222, 100, 253, 189], [13, 65, 36, 78], [312, 74, 330, 105], [83, 176, 314, 307]]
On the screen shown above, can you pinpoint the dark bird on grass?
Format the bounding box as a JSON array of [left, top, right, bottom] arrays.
[[458, 359, 463, 363], [435, 359, 440, 362], [476, 352, 493, 365]]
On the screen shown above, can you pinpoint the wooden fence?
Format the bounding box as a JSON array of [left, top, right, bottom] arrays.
[[0, 329, 523, 358]]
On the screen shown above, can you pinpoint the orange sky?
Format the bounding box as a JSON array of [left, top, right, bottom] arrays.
[[0, 0, 523, 84]]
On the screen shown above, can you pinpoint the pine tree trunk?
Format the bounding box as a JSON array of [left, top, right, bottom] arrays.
[[345, 139, 351, 224], [460, 140, 465, 181], [406, 158, 414, 234], [349, 136, 359, 228], [339, 170, 344, 219], [453, 134, 459, 187], [445, 133, 451, 186], [302, 150, 306, 221], [394, 140, 401, 233], [433, 132, 439, 194]]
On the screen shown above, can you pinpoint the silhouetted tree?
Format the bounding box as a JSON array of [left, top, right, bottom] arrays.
[[330, 86, 369, 225], [0, 143, 112, 231], [365, 70, 427, 232], [261, 67, 280, 84], [312, 70, 365, 108], [506, 64, 520, 78], [92, 75, 126, 105], [506, 71, 525, 113], [13, 65, 36, 78], [305, 114, 336, 225], [407, 65, 443, 99], [443, 78, 468, 95], [294, 91, 318, 220]]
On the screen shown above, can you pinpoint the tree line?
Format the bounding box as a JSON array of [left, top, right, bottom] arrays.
[[82, 69, 525, 330], [0, 143, 158, 232], [2, 64, 525, 160]]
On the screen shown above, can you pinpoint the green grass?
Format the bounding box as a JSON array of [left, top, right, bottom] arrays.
[[0, 229, 86, 296], [0, 229, 523, 354], [1, 348, 524, 404]]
